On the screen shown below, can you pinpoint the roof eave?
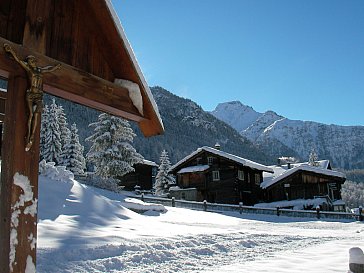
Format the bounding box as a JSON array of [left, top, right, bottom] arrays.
[[104, 1, 164, 137]]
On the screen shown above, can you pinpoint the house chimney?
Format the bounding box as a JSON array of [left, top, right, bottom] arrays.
[[277, 158, 281, 166], [214, 143, 221, 150]]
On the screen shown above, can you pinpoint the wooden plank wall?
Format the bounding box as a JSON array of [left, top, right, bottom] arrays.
[[0, 0, 27, 44]]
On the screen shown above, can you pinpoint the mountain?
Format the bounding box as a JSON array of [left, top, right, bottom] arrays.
[[131, 87, 272, 164], [211, 102, 364, 170], [45, 87, 273, 165], [211, 101, 263, 132]]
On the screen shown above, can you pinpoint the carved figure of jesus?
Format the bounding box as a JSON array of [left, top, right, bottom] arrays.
[[3, 43, 61, 151]]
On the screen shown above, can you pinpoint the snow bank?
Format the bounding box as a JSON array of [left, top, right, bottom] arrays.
[[255, 198, 327, 210], [122, 197, 167, 213], [39, 160, 74, 182], [79, 172, 122, 193]]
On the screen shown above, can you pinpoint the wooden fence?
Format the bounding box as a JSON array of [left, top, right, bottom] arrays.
[[136, 195, 363, 221]]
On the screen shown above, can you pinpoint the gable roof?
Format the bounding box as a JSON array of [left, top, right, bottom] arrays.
[[171, 146, 273, 173], [105, 1, 164, 136], [0, 0, 163, 137], [261, 161, 346, 189]]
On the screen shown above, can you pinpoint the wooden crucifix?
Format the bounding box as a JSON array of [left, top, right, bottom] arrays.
[[0, 1, 163, 272], [4, 43, 61, 151]]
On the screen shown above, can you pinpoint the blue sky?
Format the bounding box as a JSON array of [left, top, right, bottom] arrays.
[[113, 0, 364, 126]]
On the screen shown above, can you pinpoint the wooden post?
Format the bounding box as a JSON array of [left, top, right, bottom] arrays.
[[0, 73, 40, 272], [239, 202, 243, 214], [171, 197, 175, 207], [316, 205, 321, 219]]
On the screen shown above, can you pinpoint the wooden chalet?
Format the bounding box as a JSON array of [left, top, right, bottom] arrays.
[[0, 1, 163, 272], [261, 160, 346, 210], [170, 145, 273, 205], [119, 159, 158, 191]]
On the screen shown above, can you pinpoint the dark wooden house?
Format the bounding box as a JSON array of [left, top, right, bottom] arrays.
[[119, 160, 158, 191], [0, 1, 163, 271], [261, 160, 346, 210], [170, 146, 273, 205]]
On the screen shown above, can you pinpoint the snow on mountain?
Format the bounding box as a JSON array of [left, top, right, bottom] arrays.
[[211, 101, 263, 132], [243, 110, 284, 141], [212, 101, 364, 169]]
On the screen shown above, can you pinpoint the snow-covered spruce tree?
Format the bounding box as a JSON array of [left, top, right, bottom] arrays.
[[40, 104, 49, 161], [154, 150, 175, 196], [57, 104, 71, 148], [86, 113, 143, 179], [308, 148, 319, 167], [341, 180, 364, 209], [62, 123, 86, 175], [42, 99, 63, 164]]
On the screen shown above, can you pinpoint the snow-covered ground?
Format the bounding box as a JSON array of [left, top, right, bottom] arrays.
[[37, 170, 363, 273]]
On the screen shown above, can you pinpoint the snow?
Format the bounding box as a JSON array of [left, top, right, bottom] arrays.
[[349, 247, 364, 264], [211, 101, 263, 132], [171, 146, 273, 173], [35, 167, 364, 273], [10, 173, 38, 271], [114, 78, 144, 115], [254, 198, 328, 210], [25, 255, 36, 273], [177, 165, 210, 174], [141, 159, 158, 167]]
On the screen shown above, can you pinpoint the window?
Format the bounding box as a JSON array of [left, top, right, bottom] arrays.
[[238, 170, 245, 181], [196, 157, 202, 165], [255, 173, 261, 185], [207, 157, 214, 165], [212, 171, 220, 181]]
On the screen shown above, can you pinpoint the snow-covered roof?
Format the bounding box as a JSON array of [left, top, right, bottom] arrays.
[[141, 160, 158, 167], [106, 1, 164, 134], [171, 146, 273, 173], [261, 163, 346, 189], [177, 165, 210, 174], [332, 199, 346, 206]]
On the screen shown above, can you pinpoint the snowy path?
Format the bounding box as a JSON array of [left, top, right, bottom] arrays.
[[38, 231, 340, 273], [37, 210, 362, 273]]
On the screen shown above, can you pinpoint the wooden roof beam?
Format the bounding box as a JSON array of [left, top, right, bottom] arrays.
[[0, 37, 146, 123]]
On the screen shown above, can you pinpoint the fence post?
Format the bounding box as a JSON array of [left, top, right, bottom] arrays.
[[239, 202, 243, 214], [171, 197, 175, 207], [141, 193, 144, 202], [276, 206, 280, 216], [203, 200, 207, 211], [359, 206, 363, 221], [316, 205, 321, 219]]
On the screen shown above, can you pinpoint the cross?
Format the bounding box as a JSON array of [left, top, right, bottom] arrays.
[[0, 1, 163, 272]]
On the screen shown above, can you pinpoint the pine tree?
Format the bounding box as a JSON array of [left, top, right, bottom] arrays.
[[40, 104, 49, 161], [42, 99, 63, 164], [308, 148, 319, 167], [86, 113, 143, 179], [62, 123, 86, 175], [57, 104, 71, 148], [154, 150, 175, 196]]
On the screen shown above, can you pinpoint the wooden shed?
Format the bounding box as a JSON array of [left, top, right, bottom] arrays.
[[0, 1, 163, 272]]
